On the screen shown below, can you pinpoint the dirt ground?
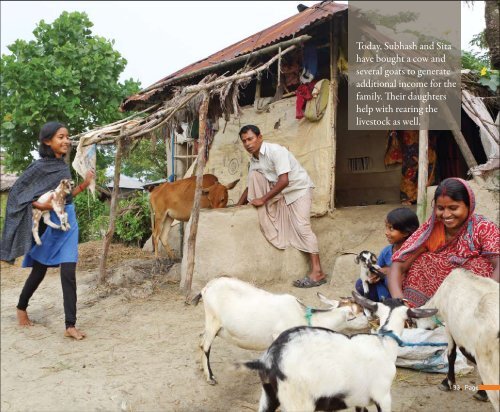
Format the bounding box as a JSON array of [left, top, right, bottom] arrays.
[[0, 241, 494, 412]]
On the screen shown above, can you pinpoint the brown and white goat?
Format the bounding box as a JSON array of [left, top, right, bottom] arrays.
[[32, 179, 74, 245]]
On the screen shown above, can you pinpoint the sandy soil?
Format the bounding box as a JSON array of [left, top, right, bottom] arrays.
[[0, 241, 494, 412]]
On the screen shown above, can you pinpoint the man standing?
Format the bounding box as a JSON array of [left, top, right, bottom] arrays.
[[236, 124, 326, 287]]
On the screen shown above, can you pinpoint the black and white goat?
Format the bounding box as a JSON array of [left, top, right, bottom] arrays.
[[416, 268, 499, 411], [32, 179, 74, 245], [192, 277, 369, 384], [355, 250, 384, 295], [238, 291, 437, 412]]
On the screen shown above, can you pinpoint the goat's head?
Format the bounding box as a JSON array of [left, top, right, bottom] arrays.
[[414, 297, 442, 330], [202, 179, 240, 209], [316, 292, 370, 331], [58, 179, 74, 194], [352, 291, 437, 334], [355, 250, 377, 267]]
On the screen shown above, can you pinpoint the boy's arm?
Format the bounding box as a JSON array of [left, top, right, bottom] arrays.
[[236, 187, 249, 206], [249, 173, 288, 207]]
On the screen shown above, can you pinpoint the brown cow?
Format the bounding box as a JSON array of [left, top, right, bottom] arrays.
[[149, 174, 239, 258]]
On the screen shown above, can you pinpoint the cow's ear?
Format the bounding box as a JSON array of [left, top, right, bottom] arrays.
[[225, 179, 240, 190], [202, 184, 215, 195]]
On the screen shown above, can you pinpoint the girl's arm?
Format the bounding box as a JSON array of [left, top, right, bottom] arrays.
[[491, 255, 499, 282], [72, 170, 95, 197], [32, 199, 53, 211], [387, 246, 426, 298]]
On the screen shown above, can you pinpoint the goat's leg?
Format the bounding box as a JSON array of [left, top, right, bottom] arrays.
[[278, 383, 315, 412], [200, 315, 220, 385], [42, 212, 61, 230], [258, 385, 280, 412], [375, 393, 391, 412], [32, 211, 43, 245], [440, 340, 457, 391]]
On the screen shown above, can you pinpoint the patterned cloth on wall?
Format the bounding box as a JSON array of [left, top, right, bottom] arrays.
[[384, 130, 437, 204]]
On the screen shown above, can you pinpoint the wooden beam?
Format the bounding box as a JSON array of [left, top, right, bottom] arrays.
[[182, 91, 210, 296], [139, 35, 312, 95], [417, 129, 429, 223], [98, 131, 124, 284], [329, 18, 340, 211]]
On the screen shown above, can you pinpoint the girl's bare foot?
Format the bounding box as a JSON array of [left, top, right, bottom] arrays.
[[17, 309, 34, 326], [64, 327, 86, 340]]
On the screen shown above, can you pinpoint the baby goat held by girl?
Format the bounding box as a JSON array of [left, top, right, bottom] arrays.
[[192, 277, 369, 385], [416, 268, 499, 411], [238, 291, 437, 412], [32, 179, 74, 246]]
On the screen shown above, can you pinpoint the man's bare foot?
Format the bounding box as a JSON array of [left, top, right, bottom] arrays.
[[64, 327, 86, 340], [17, 309, 34, 326]]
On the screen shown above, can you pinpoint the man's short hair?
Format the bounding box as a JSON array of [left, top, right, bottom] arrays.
[[239, 125, 261, 138]]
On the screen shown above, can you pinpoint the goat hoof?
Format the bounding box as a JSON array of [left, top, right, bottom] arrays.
[[438, 379, 451, 392], [208, 378, 217, 385], [473, 390, 488, 402]]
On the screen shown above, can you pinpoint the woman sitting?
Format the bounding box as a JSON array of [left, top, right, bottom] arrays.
[[388, 177, 499, 307]]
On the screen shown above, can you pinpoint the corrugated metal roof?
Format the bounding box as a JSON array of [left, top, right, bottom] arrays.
[[121, 1, 346, 111]]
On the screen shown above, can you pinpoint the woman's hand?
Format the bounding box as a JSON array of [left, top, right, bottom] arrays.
[[367, 274, 381, 284]]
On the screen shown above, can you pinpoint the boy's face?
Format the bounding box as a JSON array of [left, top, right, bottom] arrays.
[[240, 130, 263, 157]]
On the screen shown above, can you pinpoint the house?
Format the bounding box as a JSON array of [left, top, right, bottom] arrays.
[[78, 1, 499, 287], [106, 174, 144, 199]]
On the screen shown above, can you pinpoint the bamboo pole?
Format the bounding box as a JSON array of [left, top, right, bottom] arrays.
[[98, 131, 124, 284], [416, 129, 429, 223], [182, 91, 210, 296], [138, 35, 312, 95], [329, 18, 339, 211]]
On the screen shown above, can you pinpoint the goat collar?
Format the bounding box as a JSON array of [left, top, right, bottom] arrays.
[[305, 306, 313, 326], [377, 329, 447, 347], [432, 315, 445, 327]]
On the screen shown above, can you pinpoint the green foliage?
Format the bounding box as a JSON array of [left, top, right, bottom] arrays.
[[121, 133, 169, 182], [461, 50, 490, 71], [362, 10, 419, 31], [0, 11, 141, 173], [0, 192, 8, 234], [477, 68, 499, 93], [74, 189, 108, 242], [114, 192, 151, 247]]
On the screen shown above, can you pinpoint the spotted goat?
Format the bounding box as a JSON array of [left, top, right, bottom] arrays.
[[32, 179, 74, 245]]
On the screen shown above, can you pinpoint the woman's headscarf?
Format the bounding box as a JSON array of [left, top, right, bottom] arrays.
[[394, 177, 475, 263]]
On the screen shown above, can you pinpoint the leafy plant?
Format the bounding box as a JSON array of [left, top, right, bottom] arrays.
[[0, 11, 141, 173], [73, 189, 108, 242], [114, 193, 151, 247]]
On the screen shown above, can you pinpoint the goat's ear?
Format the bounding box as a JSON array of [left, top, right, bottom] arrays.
[[371, 254, 378, 264], [352, 291, 378, 312], [354, 255, 360, 264], [407, 308, 438, 319], [316, 292, 340, 309], [225, 179, 240, 190]]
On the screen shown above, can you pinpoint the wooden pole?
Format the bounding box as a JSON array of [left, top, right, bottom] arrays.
[[182, 91, 210, 296], [329, 18, 339, 211], [98, 132, 124, 284], [416, 129, 429, 223]]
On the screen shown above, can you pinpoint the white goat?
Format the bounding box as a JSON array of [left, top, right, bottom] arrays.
[[192, 277, 369, 384], [416, 268, 499, 411], [32, 179, 74, 245], [238, 291, 437, 412]]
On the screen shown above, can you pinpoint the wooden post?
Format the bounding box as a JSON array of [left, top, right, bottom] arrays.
[[329, 18, 339, 211], [98, 133, 124, 284], [416, 129, 429, 223], [182, 91, 210, 296]]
